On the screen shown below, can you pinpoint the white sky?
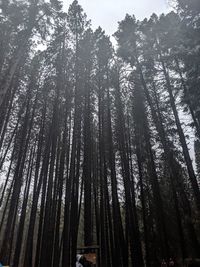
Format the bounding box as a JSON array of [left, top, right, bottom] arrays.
[[63, 0, 171, 36]]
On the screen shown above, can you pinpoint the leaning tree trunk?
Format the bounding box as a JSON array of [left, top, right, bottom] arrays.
[[159, 53, 200, 212]]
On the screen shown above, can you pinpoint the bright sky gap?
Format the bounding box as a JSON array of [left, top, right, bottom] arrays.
[[63, 0, 171, 36]]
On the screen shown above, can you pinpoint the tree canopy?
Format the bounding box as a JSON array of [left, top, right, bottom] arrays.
[[0, 0, 200, 266]]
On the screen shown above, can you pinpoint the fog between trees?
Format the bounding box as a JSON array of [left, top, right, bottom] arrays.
[[0, 0, 200, 266]]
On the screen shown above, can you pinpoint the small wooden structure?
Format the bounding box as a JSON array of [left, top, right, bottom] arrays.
[[77, 245, 99, 267], [184, 258, 200, 267]]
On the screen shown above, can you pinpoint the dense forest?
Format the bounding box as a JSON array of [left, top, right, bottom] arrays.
[[0, 0, 200, 266]]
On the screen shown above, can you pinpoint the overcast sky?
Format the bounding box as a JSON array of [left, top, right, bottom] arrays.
[[63, 0, 171, 36]]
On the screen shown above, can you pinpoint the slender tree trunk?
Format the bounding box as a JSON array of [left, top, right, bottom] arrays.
[[12, 147, 35, 267], [159, 53, 200, 212], [114, 74, 144, 267], [175, 58, 200, 139], [107, 89, 128, 267]]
